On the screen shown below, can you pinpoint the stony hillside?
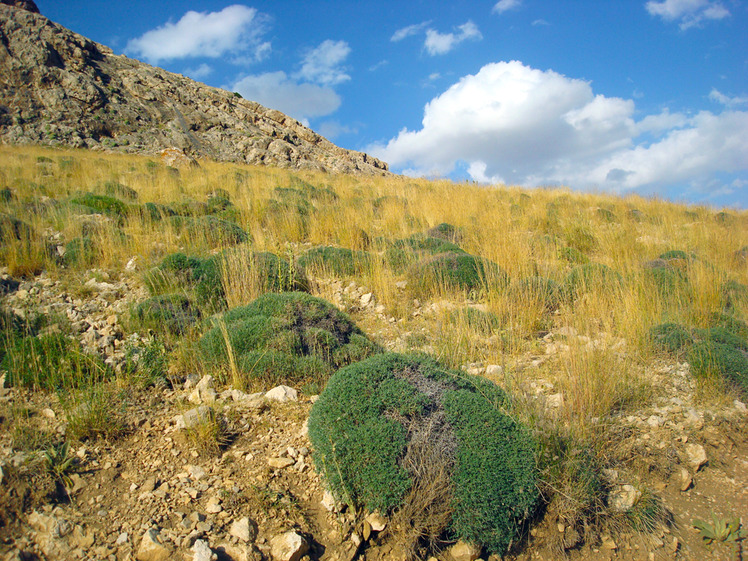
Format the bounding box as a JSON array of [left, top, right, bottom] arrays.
[[0, 2, 389, 175]]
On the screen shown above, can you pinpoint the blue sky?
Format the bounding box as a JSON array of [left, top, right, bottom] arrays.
[[41, 1, 747, 208]]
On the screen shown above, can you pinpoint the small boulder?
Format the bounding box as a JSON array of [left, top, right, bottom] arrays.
[[192, 539, 215, 561], [609, 484, 641, 512], [265, 385, 298, 403], [269, 531, 308, 561], [136, 528, 172, 561], [685, 443, 707, 471], [448, 539, 481, 561], [229, 517, 257, 543]]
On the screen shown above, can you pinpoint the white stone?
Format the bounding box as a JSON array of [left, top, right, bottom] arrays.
[[734, 399, 747, 412], [229, 517, 257, 543], [365, 511, 387, 532], [136, 528, 172, 561], [269, 531, 308, 561], [116, 532, 129, 545], [647, 415, 664, 428], [125, 257, 138, 271], [448, 539, 481, 561], [174, 406, 214, 430], [360, 292, 373, 306], [686, 443, 707, 471], [265, 385, 298, 403], [192, 539, 215, 561], [679, 468, 692, 491], [546, 393, 564, 408], [205, 496, 222, 514], [485, 364, 503, 376], [609, 484, 641, 512], [321, 490, 338, 512], [196, 375, 214, 391], [268, 457, 294, 469]]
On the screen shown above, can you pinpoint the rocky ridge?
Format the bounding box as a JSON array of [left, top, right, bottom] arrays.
[[0, 3, 389, 175]]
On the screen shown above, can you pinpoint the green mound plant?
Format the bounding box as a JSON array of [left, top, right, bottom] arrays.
[[721, 280, 748, 311], [199, 292, 381, 390], [649, 323, 692, 353], [658, 250, 689, 261], [564, 225, 598, 254], [1, 333, 108, 390], [426, 222, 464, 244], [102, 181, 138, 201], [408, 252, 508, 296], [565, 263, 622, 298], [146, 249, 307, 310], [63, 237, 98, 266], [69, 193, 129, 220], [0, 214, 33, 241], [642, 266, 689, 298], [394, 234, 464, 255], [169, 215, 249, 247], [688, 341, 748, 395], [557, 246, 589, 265], [447, 307, 502, 335], [509, 277, 563, 311], [308, 353, 538, 557], [298, 246, 370, 277], [132, 294, 200, 335]]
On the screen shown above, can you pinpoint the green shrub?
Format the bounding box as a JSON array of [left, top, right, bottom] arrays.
[[710, 313, 748, 341], [558, 246, 589, 265], [69, 193, 129, 219], [447, 307, 502, 335], [427, 223, 464, 244], [170, 215, 249, 247], [298, 246, 370, 277], [102, 181, 138, 201], [206, 195, 233, 214], [199, 292, 381, 389], [721, 280, 748, 311], [123, 338, 168, 388], [0, 214, 34, 241], [649, 323, 692, 353], [408, 252, 508, 296], [63, 237, 98, 266], [596, 208, 616, 222], [565, 264, 622, 298], [308, 353, 537, 557], [1, 333, 108, 390], [695, 327, 748, 352], [642, 266, 689, 298], [133, 294, 199, 334], [509, 277, 563, 311], [564, 226, 598, 254], [688, 341, 748, 395], [658, 250, 689, 261], [141, 202, 176, 221], [394, 234, 464, 255]]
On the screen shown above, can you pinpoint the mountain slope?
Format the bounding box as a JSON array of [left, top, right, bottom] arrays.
[[0, 3, 389, 175]]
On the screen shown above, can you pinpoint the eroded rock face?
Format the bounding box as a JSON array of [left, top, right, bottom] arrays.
[[0, 4, 389, 176]]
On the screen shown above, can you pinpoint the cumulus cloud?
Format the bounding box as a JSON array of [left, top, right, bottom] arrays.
[[391, 21, 431, 42], [317, 120, 357, 139], [232, 72, 341, 121], [126, 5, 269, 64], [184, 63, 213, 80], [368, 61, 748, 197], [297, 40, 351, 86], [645, 0, 730, 29], [424, 21, 482, 55], [709, 88, 748, 108], [493, 0, 522, 14]]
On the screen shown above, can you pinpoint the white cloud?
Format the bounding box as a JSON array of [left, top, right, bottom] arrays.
[[424, 21, 482, 56], [317, 121, 357, 139], [126, 5, 269, 64], [645, 0, 730, 29], [493, 0, 522, 14], [709, 88, 748, 107], [297, 40, 351, 86], [368, 61, 748, 198], [532, 19, 551, 26], [391, 21, 431, 42], [232, 71, 341, 121]]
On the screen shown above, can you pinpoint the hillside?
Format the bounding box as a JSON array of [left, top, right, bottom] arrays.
[[0, 145, 747, 561], [0, 2, 388, 175]]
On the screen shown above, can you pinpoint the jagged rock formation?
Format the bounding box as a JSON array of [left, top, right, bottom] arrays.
[[0, 3, 389, 175]]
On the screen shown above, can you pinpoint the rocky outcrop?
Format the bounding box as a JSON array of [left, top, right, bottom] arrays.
[[0, 4, 389, 175]]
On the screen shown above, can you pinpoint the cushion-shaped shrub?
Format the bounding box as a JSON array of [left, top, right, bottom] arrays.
[[64, 237, 98, 266], [695, 327, 748, 352], [509, 277, 563, 311], [596, 208, 616, 222], [447, 307, 502, 335], [564, 226, 598, 254], [721, 280, 748, 311], [395, 234, 464, 255], [199, 292, 381, 389], [169, 215, 249, 247], [298, 246, 370, 277], [408, 252, 508, 296], [427, 223, 464, 244], [658, 250, 689, 261], [70, 193, 129, 219], [308, 353, 537, 557], [642, 266, 689, 298], [649, 323, 692, 353], [565, 263, 622, 298], [141, 202, 176, 221], [1, 333, 108, 390], [688, 341, 748, 395], [710, 313, 748, 341], [102, 181, 138, 201], [557, 246, 589, 265], [0, 214, 34, 241], [133, 294, 200, 334]]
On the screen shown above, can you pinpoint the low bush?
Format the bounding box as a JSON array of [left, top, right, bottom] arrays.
[[308, 353, 537, 557], [408, 252, 508, 296], [447, 307, 502, 335], [69, 193, 129, 220], [426, 223, 464, 244], [132, 294, 200, 334], [199, 292, 381, 390], [721, 280, 748, 311], [642, 266, 689, 298], [658, 250, 689, 261], [63, 237, 98, 266], [0, 214, 33, 241], [298, 246, 370, 277], [565, 263, 622, 299], [170, 215, 249, 247], [1, 333, 108, 390], [687, 341, 748, 395], [509, 277, 563, 311], [102, 181, 138, 201], [558, 246, 589, 265], [649, 323, 692, 353], [564, 226, 598, 254], [394, 234, 464, 255]]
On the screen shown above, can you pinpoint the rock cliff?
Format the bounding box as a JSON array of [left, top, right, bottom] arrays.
[[0, 3, 389, 175]]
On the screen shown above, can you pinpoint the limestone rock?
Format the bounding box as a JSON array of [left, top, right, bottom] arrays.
[[448, 539, 481, 561], [265, 385, 298, 403], [365, 511, 387, 532], [685, 443, 707, 471], [269, 531, 308, 561], [609, 484, 641, 512], [679, 468, 693, 491], [229, 517, 257, 543], [136, 528, 172, 561], [174, 405, 214, 430], [192, 539, 215, 561]]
